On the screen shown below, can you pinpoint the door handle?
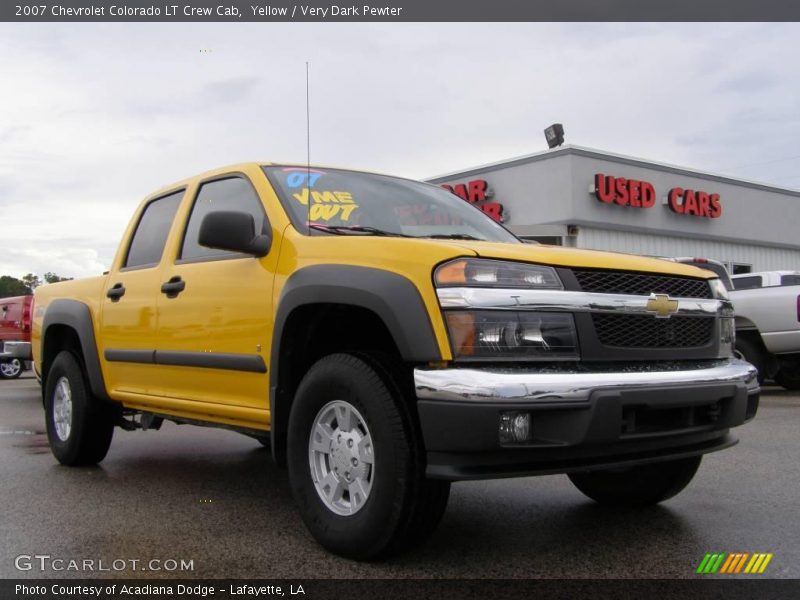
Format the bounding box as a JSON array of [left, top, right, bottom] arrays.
[[106, 283, 126, 302], [160, 276, 186, 298]]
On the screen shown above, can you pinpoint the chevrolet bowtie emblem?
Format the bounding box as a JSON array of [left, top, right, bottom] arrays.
[[646, 293, 679, 318]]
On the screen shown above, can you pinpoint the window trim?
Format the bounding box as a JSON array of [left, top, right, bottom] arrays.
[[175, 172, 270, 265], [731, 275, 763, 290], [121, 187, 187, 272]]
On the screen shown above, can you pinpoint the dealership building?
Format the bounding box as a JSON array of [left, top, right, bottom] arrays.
[[427, 145, 800, 274]]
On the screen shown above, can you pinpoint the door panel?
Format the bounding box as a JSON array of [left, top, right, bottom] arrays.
[[152, 175, 277, 412], [98, 190, 184, 396], [154, 257, 273, 409], [98, 268, 162, 396]]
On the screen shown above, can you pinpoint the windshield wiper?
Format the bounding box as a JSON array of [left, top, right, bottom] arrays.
[[308, 223, 413, 237], [424, 233, 482, 240]]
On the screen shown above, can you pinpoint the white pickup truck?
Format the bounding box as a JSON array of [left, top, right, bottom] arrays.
[[730, 271, 800, 389]]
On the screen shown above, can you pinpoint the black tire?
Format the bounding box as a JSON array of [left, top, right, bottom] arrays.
[[287, 353, 449, 560], [735, 336, 766, 384], [44, 351, 115, 466], [0, 358, 23, 379], [568, 455, 702, 507], [774, 367, 800, 391]]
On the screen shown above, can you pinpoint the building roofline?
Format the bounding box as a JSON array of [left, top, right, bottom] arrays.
[[425, 144, 800, 198]]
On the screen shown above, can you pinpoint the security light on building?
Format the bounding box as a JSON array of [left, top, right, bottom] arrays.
[[544, 123, 565, 148]]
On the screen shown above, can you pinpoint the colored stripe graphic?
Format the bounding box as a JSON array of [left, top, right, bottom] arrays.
[[720, 553, 750, 573], [700, 552, 773, 574], [744, 553, 774, 574], [720, 554, 736, 573], [734, 553, 750, 573], [696, 554, 712, 574], [697, 553, 727, 574]]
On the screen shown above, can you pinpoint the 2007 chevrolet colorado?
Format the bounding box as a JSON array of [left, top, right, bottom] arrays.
[[32, 163, 759, 559]]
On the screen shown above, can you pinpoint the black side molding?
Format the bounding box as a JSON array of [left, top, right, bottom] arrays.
[[105, 349, 155, 364], [269, 264, 442, 462], [158, 350, 266, 373], [105, 349, 267, 373], [272, 264, 440, 366]]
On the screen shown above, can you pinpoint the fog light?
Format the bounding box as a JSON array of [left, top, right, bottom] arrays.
[[499, 411, 532, 444]]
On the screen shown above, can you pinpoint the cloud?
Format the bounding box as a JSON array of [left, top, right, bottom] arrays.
[[715, 71, 779, 94], [0, 23, 799, 277]]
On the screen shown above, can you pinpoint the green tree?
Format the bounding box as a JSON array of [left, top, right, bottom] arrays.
[[0, 276, 32, 297], [44, 272, 72, 284], [22, 273, 41, 290]]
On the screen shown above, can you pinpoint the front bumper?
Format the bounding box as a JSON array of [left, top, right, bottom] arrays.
[[0, 341, 32, 362], [414, 358, 759, 480]]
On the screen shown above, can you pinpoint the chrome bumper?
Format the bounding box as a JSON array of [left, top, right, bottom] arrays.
[[0, 341, 32, 361], [415, 358, 759, 480], [414, 358, 759, 404]]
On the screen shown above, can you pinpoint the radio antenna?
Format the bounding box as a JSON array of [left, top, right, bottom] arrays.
[[306, 61, 311, 235]]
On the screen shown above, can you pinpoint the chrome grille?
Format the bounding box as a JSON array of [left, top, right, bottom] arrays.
[[574, 270, 712, 299], [592, 314, 714, 348]]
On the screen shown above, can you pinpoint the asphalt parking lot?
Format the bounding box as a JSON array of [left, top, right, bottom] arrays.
[[1, 374, 798, 579]]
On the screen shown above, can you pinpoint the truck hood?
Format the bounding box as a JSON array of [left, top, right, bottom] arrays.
[[437, 240, 715, 279]]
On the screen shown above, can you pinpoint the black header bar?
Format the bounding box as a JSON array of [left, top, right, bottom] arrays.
[[4, 0, 800, 22]]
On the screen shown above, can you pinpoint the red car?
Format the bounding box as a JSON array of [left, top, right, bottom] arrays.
[[0, 295, 32, 379]]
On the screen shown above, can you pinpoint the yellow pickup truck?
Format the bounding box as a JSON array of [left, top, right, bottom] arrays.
[[32, 162, 759, 559]]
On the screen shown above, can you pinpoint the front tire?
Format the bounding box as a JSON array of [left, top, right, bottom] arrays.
[[287, 353, 449, 560], [44, 351, 115, 466], [774, 367, 800, 391], [0, 358, 23, 379], [735, 337, 766, 384], [568, 456, 702, 507]]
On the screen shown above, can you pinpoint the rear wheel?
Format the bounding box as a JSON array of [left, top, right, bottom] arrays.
[[568, 456, 702, 507], [287, 353, 449, 560], [0, 358, 23, 379], [45, 351, 116, 466]]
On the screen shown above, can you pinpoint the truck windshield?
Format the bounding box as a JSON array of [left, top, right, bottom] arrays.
[[263, 166, 519, 243]]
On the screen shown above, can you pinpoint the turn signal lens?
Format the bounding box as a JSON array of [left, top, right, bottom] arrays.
[[444, 311, 475, 356], [709, 278, 730, 300], [435, 259, 562, 289], [435, 260, 469, 285]]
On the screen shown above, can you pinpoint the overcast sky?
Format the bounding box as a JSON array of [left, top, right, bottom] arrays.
[[1, 23, 799, 279]]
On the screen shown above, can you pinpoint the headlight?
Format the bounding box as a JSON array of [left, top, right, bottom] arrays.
[[435, 259, 563, 289], [445, 310, 579, 360], [435, 259, 574, 360], [709, 278, 729, 300]]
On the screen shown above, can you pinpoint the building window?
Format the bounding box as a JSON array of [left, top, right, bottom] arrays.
[[729, 263, 752, 275], [519, 236, 563, 246]]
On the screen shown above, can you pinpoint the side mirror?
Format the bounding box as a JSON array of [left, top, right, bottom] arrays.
[[198, 211, 271, 257]]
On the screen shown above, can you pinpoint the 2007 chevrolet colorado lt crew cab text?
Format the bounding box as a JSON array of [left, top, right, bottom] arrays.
[[32, 163, 759, 559]]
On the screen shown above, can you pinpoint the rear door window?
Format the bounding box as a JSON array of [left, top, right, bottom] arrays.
[[732, 276, 763, 290], [124, 190, 184, 269], [780, 274, 800, 286]]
